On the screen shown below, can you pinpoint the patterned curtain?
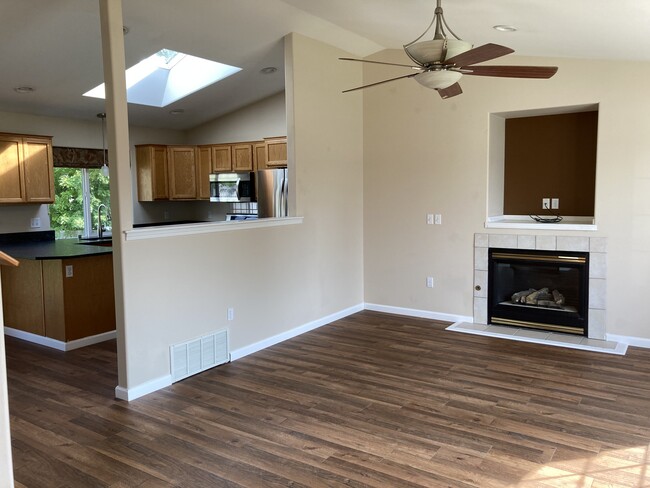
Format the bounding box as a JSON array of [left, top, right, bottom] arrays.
[[52, 147, 108, 169]]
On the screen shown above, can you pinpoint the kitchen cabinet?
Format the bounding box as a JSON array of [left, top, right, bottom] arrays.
[[1, 254, 115, 341], [253, 141, 267, 171], [136, 144, 169, 201], [211, 145, 232, 172], [232, 144, 253, 172], [0, 132, 54, 204], [197, 146, 212, 200], [167, 145, 197, 200], [264, 137, 287, 168]]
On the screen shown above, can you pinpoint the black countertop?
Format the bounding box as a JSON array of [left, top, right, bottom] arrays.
[[0, 231, 111, 260]]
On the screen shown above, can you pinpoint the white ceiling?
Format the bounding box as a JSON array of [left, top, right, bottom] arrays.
[[2, 0, 649, 131]]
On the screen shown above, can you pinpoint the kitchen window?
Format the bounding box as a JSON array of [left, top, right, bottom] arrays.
[[49, 147, 110, 239]]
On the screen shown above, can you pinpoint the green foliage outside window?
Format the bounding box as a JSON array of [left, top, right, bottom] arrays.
[[49, 167, 111, 238]]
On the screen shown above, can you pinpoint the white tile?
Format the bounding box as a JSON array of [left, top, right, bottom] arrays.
[[589, 253, 607, 279], [515, 329, 550, 340], [474, 247, 488, 271], [473, 297, 487, 324], [557, 236, 590, 252], [489, 234, 517, 249], [453, 322, 489, 332], [536, 235, 557, 250], [590, 237, 608, 253], [580, 337, 618, 350], [517, 235, 536, 249], [485, 325, 517, 335], [588, 308, 606, 339], [474, 233, 489, 248], [589, 279, 607, 310], [474, 270, 487, 297], [547, 333, 584, 344]]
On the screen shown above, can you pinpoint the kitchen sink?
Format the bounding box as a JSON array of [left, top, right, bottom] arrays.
[[77, 238, 112, 247]]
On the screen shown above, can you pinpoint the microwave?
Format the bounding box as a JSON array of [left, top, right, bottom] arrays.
[[209, 172, 255, 202]]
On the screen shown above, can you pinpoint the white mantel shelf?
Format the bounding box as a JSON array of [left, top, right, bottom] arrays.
[[485, 215, 597, 231]]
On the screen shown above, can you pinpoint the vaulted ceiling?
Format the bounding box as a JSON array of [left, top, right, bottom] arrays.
[[2, 0, 648, 131]]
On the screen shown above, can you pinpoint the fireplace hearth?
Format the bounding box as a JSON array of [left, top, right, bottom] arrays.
[[488, 248, 589, 335]]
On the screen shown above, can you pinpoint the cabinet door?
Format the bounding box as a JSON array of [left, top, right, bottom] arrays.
[[136, 145, 168, 201], [0, 134, 25, 203], [265, 137, 288, 168], [253, 141, 267, 171], [197, 146, 212, 200], [211, 145, 232, 172], [168, 146, 197, 200], [22, 136, 54, 203], [232, 144, 253, 172]]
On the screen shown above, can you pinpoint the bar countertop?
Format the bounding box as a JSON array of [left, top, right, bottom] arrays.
[[0, 231, 111, 260]]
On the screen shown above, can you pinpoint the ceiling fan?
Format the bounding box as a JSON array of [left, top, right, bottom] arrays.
[[340, 0, 558, 99]]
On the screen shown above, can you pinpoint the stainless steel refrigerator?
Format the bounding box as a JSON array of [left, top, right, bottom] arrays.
[[256, 168, 288, 218]]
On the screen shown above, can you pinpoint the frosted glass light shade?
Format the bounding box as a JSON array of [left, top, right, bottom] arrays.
[[414, 70, 463, 89], [100, 163, 109, 177], [406, 39, 473, 65]]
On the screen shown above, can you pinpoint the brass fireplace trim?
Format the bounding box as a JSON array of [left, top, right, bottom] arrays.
[[491, 252, 587, 265], [491, 317, 584, 335]]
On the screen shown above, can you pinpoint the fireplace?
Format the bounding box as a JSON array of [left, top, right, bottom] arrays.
[[488, 248, 589, 335]]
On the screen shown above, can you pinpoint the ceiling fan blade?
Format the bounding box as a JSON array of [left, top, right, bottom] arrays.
[[437, 83, 463, 99], [342, 73, 419, 93], [462, 65, 559, 79], [339, 57, 422, 70], [444, 43, 514, 67]]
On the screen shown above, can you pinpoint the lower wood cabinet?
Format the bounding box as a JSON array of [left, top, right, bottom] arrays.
[[1, 254, 116, 342]]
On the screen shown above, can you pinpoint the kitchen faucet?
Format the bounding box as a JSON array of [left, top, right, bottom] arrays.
[[97, 203, 108, 239]]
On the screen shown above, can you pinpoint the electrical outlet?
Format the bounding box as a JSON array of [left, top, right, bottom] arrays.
[[551, 198, 559, 210], [65, 265, 73, 278], [30, 217, 41, 228], [434, 214, 442, 225], [542, 198, 550, 209], [426, 277, 434, 288], [426, 214, 434, 225], [227, 307, 234, 321]]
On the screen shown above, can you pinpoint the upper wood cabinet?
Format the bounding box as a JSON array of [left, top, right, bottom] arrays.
[[265, 137, 287, 168], [167, 146, 197, 200], [0, 132, 54, 204], [136, 145, 169, 201], [232, 144, 253, 172], [253, 141, 267, 171], [196, 146, 212, 200], [211, 145, 232, 172]]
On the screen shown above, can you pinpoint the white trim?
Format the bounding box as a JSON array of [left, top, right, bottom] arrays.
[[115, 375, 173, 402], [606, 333, 650, 349], [230, 303, 364, 361], [485, 216, 597, 231], [125, 217, 304, 241], [363, 303, 473, 324], [4, 328, 116, 351]]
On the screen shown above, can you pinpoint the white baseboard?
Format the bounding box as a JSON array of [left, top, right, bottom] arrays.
[[4, 328, 116, 352], [230, 303, 364, 361], [363, 303, 473, 324], [606, 333, 650, 349], [115, 374, 172, 402]]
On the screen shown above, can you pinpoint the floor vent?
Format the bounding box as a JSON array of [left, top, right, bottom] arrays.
[[170, 329, 229, 383]]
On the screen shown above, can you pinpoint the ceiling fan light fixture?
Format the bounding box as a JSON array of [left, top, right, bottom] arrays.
[[414, 70, 462, 90], [493, 25, 517, 32], [405, 39, 473, 65]]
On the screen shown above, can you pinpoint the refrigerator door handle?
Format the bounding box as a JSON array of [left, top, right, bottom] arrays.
[[280, 177, 286, 217]]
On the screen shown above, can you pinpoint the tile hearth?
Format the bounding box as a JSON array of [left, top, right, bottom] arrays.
[[474, 233, 607, 340]]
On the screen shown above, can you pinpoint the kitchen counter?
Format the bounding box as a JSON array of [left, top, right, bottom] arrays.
[[0, 237, 111, 260]]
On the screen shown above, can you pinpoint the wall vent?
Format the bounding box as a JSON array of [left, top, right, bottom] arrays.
[[170, 329, 229, 383]]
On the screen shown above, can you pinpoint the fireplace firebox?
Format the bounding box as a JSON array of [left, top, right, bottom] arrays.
[[488, 248, 589, 335]]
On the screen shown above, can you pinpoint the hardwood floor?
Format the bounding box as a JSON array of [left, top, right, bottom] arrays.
[[6, 310, 650, 487]]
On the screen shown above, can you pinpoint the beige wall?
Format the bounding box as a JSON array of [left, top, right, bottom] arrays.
[[363, 50, 650, 338], [118, 33, 364, 389]]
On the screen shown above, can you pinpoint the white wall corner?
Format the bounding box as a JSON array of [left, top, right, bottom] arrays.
[[114, 374, 173, 402]]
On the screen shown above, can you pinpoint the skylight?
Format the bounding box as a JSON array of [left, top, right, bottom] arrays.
[[84, 49, 241, 108]]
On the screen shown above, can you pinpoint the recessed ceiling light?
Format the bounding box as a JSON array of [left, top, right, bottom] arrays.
[[169, 109, 184, 115], [260, 66, 278, 75], [493, 25, 517, 32], [14, 86, 35, 94]]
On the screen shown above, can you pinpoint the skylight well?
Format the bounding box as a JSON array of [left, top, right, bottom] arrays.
[[84, 49, 241, 108]]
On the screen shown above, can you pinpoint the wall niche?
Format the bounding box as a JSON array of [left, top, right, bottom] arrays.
[[488, 104, 599, 227]]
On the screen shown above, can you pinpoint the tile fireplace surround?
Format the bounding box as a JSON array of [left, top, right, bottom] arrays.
[[474, 233, 607, 340]]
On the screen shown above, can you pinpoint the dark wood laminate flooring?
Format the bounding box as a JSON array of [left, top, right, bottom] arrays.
[[6, 310, 650, 487]]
